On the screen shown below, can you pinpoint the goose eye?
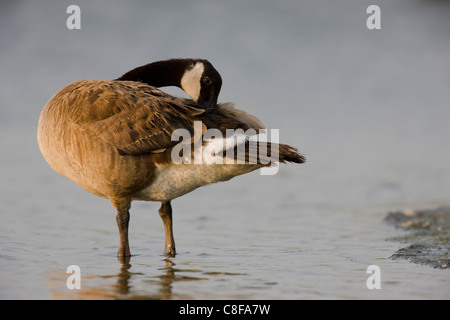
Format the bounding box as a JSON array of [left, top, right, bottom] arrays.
[[203, 77, 212, 85]]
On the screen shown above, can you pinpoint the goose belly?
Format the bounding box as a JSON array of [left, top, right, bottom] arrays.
[[133, 162, 259, 201]]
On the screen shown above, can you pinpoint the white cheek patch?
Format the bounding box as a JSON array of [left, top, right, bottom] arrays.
[[181, 62, 204, 102]]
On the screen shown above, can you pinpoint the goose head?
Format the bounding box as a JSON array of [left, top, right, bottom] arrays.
[[116, 58, 222, 109], [180, 59, 222, 108]]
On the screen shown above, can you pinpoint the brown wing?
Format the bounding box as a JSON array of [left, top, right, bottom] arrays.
[[65, 80, 266, 157], [67, 80, 206, 156]]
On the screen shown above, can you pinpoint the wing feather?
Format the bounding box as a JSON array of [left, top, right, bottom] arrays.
[[67, 80, 205, 156]]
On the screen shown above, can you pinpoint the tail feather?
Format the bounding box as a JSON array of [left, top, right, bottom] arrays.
[[223, 137, 305, 165], [278, 143, 306, 164]]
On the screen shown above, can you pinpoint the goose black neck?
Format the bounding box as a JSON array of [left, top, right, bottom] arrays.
[[115, 59, 195, 88]]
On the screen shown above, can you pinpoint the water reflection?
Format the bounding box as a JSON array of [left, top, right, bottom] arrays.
[[47, 257, 243, 300], [115, 257, 134, 297]]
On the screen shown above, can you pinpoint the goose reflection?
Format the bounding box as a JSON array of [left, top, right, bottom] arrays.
[[48, 256, 218, 299]]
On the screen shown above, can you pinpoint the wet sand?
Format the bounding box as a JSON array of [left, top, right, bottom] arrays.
[[385, 207, 450, 269]]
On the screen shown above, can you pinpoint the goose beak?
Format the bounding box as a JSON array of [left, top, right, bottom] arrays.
[[202, 97, 218, 109]]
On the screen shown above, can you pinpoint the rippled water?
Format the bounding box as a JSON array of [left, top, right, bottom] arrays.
[[1, 0, 450, 299]]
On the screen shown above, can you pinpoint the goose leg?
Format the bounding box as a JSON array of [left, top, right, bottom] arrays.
[[111, 198, 132, 258], [159, 201, 176, 257]]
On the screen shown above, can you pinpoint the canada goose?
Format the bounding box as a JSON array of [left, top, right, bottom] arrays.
[[37, 58, 305, 258]]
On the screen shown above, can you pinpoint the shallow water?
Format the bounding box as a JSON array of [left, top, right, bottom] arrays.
[[1, 0, 450, 299]]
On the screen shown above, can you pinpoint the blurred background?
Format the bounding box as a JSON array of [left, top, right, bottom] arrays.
[[1, 0, 449, 299]]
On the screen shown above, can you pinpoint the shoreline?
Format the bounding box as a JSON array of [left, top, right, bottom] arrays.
[[385, 207, 450, 269]]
